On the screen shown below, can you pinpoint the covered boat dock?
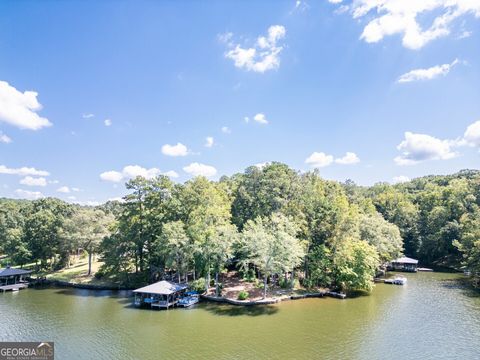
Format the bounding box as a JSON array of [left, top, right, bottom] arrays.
[[389, 257, 419, 272], [133, 280, 188, 309], [0, 266, 32, 292]]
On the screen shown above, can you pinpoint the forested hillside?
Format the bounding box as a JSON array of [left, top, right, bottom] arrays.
[[1, 164, 479, 292]]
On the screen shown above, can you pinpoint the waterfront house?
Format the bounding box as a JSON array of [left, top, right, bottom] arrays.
[[388, 257, 419, 272], [133, 280, 188, 309]]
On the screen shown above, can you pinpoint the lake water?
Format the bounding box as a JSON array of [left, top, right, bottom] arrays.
[[1, 272, 480, 359]]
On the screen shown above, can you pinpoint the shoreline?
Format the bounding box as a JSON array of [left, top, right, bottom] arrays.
[[201, 290, 347, 306], [30, 279, 347, 304]]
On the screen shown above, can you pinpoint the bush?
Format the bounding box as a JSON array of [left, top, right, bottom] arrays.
[[190, 278, 206, 293], [94, 268, 105, 279], [237, 290, 249, 300], [246, 268, 256, 282], [279, 277, 299, 289]]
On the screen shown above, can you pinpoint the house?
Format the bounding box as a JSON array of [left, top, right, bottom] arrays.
[[133, 280, 188, 309], [389, 257, 419, 272]]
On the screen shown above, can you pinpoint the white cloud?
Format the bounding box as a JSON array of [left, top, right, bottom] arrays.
[[0, 133, 12, 143], [253, 113, 269, 125], [394, 132, 457, 165], [14, 189, 44, 200], [123, 165, 161, 179], [463, 120, 480, 147], [305, 152, 334, 168], [205, 136, 214, 148], [336, 1, 480, 49], [0, 80, 52, 130], [183, 162, 217, 177], [458, 30, 472, 39], [0, 165, 49, 177], [292, 0, 310, 12], [78, 200, 101, 207], [398, 59, 459, 83], [218, 32, 233, 45], [221, 126, 232, 134], [100, 165, 162, 183], [393, 175, 410, 184], [57, 186, 71, 193], [19, 176, 47, 187], [306, 151, 359, 167], [100, 170, 124, 183], [161, 142, 188, 157], [335, 152, 360, 164], [104, 119, 112, 126], [72, 187, 81, 192], [82, 113, 94, 119], [163, 170, 179, 179], [222, 25, 286, 73], [255, 162, 270, 169]]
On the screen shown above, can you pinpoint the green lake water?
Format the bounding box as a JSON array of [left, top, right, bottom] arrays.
[[1, 272, 480, 359]]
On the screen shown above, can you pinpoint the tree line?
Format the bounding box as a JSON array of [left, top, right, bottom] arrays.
[[1, 164, 479, 293]]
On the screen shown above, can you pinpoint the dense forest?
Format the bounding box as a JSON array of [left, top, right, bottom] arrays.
[[1, 164, 479, 294]]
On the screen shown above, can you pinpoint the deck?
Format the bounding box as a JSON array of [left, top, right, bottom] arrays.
[[0, 283, 28, 292]]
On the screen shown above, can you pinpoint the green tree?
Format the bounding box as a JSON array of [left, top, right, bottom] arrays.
[[22, 198, 72, 269], [242, 213, 305, 298], [231, 162, 301, 229], [178, 177, 232, 289], [2, 228, 31, 267], [62, 208, 114, 275], [359, 213, 403, 263], [159, 221, 192, 283], [454, 205, 480, 286], [334, 239, 380, 292]]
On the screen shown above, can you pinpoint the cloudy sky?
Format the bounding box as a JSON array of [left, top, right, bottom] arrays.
[[1, 0, 479, 204]]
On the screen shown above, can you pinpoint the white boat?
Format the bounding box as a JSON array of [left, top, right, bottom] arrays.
[[384, 275, 407, 285]]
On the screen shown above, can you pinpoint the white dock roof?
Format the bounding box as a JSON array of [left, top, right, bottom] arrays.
[[392, 257, 418, 264], [133, 280, 187, 295]]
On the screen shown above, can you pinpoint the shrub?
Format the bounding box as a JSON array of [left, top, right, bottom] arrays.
[[246, 268, 256, 282], [237, 290, 249, 300], [190, 278, 207, 294], [94, 268, 105, 279], [279, 278, 299, 289]]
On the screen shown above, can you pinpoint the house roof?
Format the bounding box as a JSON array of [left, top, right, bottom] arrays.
[[133, 280, 188, 295], [392, 257, 418, 264], [0, 267, 32, 277]]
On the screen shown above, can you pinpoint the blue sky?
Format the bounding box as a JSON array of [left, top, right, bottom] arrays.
[[1, 0, 479, 205]]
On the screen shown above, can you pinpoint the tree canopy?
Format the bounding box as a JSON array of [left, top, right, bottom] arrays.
[[2, 165, 479, 291]]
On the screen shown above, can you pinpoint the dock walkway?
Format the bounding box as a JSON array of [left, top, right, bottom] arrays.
[[0, 283, 28, 292]]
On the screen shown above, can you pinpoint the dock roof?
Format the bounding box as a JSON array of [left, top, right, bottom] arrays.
[[133, 280, 188, 295], [0, 267, 32, 277], [392, 257, 418, 264]]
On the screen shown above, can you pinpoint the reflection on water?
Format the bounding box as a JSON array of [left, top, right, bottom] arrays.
[[1, 272, 479, 360], [203, 303, 279, 317]]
